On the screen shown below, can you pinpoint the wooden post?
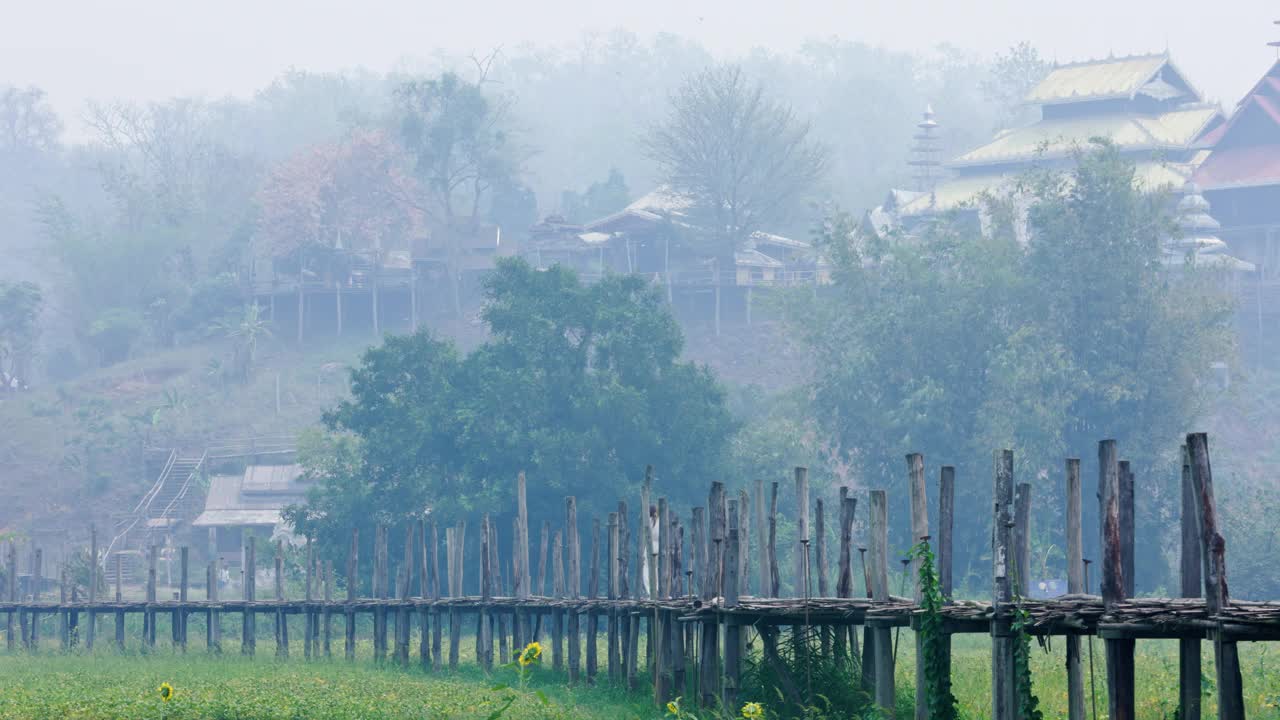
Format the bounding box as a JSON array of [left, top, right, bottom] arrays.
[[1065, 459, 1085, 720], [722, 510, 742, 711], [1013, 483, 1031, 596], [620, 500, 638, 692], [768, 482, 780, 597], [243, 536, 256, 657], [424, 515, 435, 666], [1186, 432, 1244, 720], [587, 517, 601, 684], [991, 450, 1015, 720], [305, 537, 314, 660], [87, 526, 97, 650], [445, 526, 459, 669], [1100, 440, 1134, 720], [479, 514, 493, 670], [375, 524, 389, 663], [551, 528, 565, 672], [538, 520, 551, 598], [607, 512, 620, 683], [815, 499, 830, 598], [397, 526, 413, 666], [275, 540, 288, 658], [737, 489, 750, 597], [323, 559, 333, 659], [430, 520, 441, 670], [701, 486, 723, 707], [59, 566, 69, 650], [642, 467, 656, 601], [1178, 448, 1201, 720], [566, 497, 581, 684], [178, 546, 189, 651], [516, 472, 531, 654], [208, 558, 222, 653], [5, 541, 15, 652], [907, 453, 930, 720], [869, 489, 894, 715], [653, 498, 670, 703], [145, 544, 157, 649], [793, 467, 809, 597], [836, 489, 858, 659], [114, 552, 124, 651], [755, 478, 768, 597], [1119, 460, 1135, 598], [346, 528, 358, 661]]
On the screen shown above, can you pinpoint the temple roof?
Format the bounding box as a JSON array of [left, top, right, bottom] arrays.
[[951, 106, 1221, 168], [1026, 53, 1199, 105]]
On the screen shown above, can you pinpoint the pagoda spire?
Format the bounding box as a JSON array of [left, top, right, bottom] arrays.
[[907, 104, 942, 194]]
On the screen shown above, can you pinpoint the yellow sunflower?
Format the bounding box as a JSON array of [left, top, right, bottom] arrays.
[[741, 701, 765, 719], [517, 641, 543, 667], [158, 682, 175, 702], [666, 697, 681, 716]]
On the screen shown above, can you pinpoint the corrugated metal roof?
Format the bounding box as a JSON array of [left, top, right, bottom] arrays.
[[951, 107, 1220, 167], [192, 467, 311, 528], [1026, 54, 1169, 104], [735, 248, 785, 268]]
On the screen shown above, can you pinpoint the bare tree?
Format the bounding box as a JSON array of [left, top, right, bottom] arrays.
[[644, 65, 827, 258], [0, 86, 62, 157]]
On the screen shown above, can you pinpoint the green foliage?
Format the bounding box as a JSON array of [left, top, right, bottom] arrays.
[[86, 308, 146, 365], [290, 258, 736, 565], [1010, 604, 1044, 720], [740, 628, 873, 720], [0, 280, 41, 380], [790, 142, 1236, 576], [909, 541, 959, 720], [171, 273, 242, 335]]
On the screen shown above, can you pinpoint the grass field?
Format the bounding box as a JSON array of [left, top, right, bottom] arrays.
[[4, 633, 1280, 719]]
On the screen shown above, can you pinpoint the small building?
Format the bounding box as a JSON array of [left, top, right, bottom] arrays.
[[192, 464, 312, 568]]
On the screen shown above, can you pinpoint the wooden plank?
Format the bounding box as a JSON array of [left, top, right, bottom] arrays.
[[1100, 440, 1134, 720], [869, 489, 894, 714], [707, 482, 724, 600], [991, 450, 1014, 720], [815, 498, 831, 656], [1186, 432, 1244, 720], [737, 489, 750, 598], [430, 520, 441, 669], [643, 467, 656, 601], [653, 498, 670, 703], [479, 515, 493, 670], [517, 472, 531, 599], [1065, 459, 1085, 720]]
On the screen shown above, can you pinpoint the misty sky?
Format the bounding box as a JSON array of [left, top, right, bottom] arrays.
[[5, 0, 1279, 138]]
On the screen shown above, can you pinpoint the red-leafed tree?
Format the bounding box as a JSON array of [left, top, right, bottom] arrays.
[[256, 129, 421, 340]]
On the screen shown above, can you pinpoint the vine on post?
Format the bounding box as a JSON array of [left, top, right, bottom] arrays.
[[909, 539, 958, 720]]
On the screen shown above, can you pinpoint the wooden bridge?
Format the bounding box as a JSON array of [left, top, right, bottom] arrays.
[[0, 433, 1260, 720]]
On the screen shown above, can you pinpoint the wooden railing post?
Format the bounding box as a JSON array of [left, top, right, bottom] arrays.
[[1187, 432, 1245, 720], [1100, 440, 1134, 720], [908, 453, 930, 720], [1065, 459, 1085, 720], [991, 450, 1015, 720], [1178, 447, 1201, 720], [869, 489, 894, 715]]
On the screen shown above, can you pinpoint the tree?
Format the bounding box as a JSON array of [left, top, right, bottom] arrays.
[[255, 129, 422, 340], [395, 70, 523, 316], [0, 85, 62, 158], [0, 281, 42, 385], [789, 142, 1234, 586], [644, 65, 827, 259], [288, 257, 737, 561], [982, 42, 1051, 128], [560, 167, 630, 224]]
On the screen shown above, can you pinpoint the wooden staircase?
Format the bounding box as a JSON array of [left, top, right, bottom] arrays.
[[103, 450, 207, 586]]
